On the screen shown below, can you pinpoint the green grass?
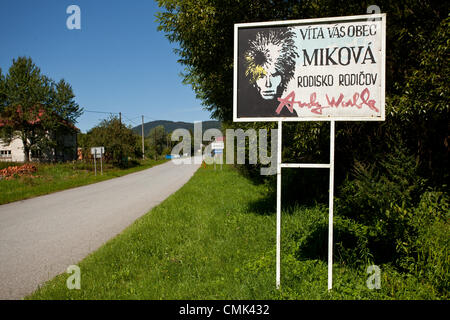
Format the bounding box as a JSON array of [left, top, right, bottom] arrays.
[[0, 159, 167, 205], [26, 164, 443, 300]]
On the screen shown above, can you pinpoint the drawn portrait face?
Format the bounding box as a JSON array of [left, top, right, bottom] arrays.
[[254, 46, 283, 100], [243, 28, 298, 102]]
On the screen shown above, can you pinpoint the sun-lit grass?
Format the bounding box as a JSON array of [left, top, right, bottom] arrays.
[[0, 159, 167, 205], [27, 164, 442, 300]]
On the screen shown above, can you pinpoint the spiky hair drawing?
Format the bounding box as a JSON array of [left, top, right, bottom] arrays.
[[243, 28, 298, 92]]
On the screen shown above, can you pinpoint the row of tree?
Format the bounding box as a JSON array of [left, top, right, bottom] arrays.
[[0, 57, 174, 165], [78, 118, 174, 166], [0, 57, 82, 162], [145, 125, 172, 159], [78, 117, 141, 165], [156, 0, 449, 184], [0, 56, 203, 165]]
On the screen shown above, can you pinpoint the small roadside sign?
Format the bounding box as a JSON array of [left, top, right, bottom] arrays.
[[91, 147, 104, 158], [90, 147, 104, 176], [212, 142, 224, 150]]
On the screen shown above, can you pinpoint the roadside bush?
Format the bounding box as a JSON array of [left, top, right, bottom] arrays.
[[334, 140, 449, 295], [336, 142, 425, 259], [381, 191, 449, 297], [294, 214, 372, 267], [337, 143, 425, 222], [408, 191, 449, 296]]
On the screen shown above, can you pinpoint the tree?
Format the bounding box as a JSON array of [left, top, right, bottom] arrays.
[[82, 116, 140, 165], [156, 0, 449, 185], [48, 79, 83, 160], [156, 0, 447, 122], [387, 17, 450, 184], [51, 79, 83, 124], [1, 57, 51, 161], [0, 57, 82, 162], [156, 0, 356, 121], [0, 68, 5, 111], [145, 125, 169, 159]]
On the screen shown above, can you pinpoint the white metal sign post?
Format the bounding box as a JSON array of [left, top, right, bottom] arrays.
[[91, 147, 104, 176], [276, 120, 335, 289], [234, 14, 386, 291]]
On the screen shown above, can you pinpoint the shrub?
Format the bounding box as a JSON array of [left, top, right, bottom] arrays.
[[335, 141, 448, 295], [409, 192, 449, 295]]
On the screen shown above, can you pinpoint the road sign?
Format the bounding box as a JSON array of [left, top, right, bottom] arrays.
[[91, 147, 104, 158], [90, 147, 104, 176], [234, 14, 386, 121], [233, 13, 386, 292], [212, 142, 224, 150]]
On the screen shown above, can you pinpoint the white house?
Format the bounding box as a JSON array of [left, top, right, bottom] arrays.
[[0, 133, 78, 163], [0, 107, 79, 162], [0, 137, 26, 162]]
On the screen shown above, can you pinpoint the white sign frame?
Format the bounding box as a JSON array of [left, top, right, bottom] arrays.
[[233, 14, 386, 122]]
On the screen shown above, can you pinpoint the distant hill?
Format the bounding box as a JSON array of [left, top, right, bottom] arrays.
[[132, 120, 221, 137]]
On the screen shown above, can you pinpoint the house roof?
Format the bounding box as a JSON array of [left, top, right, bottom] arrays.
[[0, 105, 79, 132]]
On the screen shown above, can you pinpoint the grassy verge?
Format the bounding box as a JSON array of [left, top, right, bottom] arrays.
[[27, 164, 442, 300], [0, 159, 167, 205]]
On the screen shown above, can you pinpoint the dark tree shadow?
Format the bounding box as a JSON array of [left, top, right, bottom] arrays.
[[294, 223, 368, 264], [246, 194, 276, 216]]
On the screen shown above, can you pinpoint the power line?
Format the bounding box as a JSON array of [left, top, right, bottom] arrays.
[[122, 115, 140, 126], [83, 109, 161, 135], [126, 115, 142, 122], [84, 109, 156, 122], [84, 109, 119, 115]]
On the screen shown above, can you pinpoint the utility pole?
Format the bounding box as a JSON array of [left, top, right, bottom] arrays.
[[141, 115, 145, 160], [119, 112, 122, 164]]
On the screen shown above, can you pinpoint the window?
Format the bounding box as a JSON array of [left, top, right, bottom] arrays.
[[0, 150, 12, 157]]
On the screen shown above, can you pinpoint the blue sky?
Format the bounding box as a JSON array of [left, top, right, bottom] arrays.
[[0, 0, 212, 132]]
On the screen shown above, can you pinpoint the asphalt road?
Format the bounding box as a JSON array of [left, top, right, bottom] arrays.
[[0, 157, 201, 299]]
